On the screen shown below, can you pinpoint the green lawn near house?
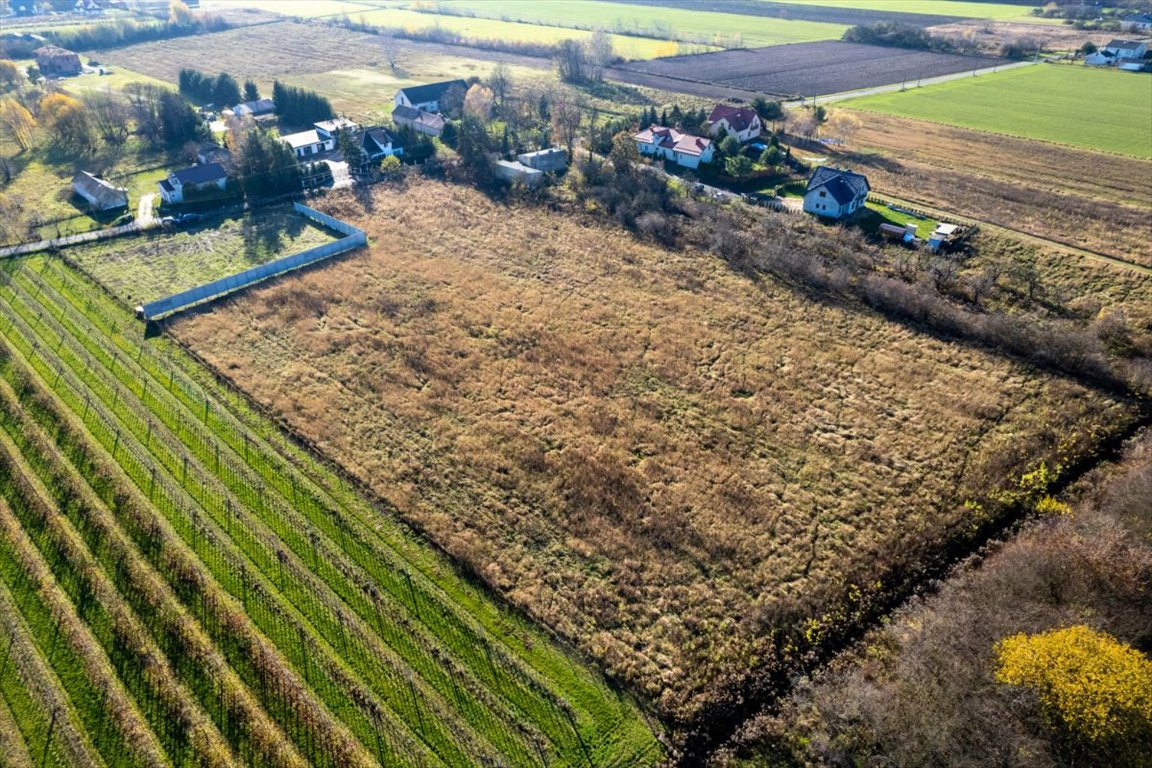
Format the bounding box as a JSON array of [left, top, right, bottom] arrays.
[[846, 65, 1152, 159]]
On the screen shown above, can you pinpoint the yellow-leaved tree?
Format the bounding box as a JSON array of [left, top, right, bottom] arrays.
[[996, 625, 1152, 761]]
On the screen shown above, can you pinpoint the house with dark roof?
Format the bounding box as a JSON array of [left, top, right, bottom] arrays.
[[1123, 13, 1152, 32], [34, 45, 82, 77], [394, 79, 467, 113], [232, 98, 276, 118], [803, 166, 870, 220], [633, 125, 715, 169], [195, 142, 232, 168], [158, 163, 228, 204], [71, 171, 128, 212], [391, 105, 446, 137], [1103, 39, 1148, 60], [707, 104, 762, 143], [358, 126, 401, 162]]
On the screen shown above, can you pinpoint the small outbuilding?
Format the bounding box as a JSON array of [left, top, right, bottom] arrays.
[[71, 171, 128, 212], [232, 98, 276, 118], [802, 166, 870, 220], [517, 147, 567, 172], [492, 160, 543, 187]]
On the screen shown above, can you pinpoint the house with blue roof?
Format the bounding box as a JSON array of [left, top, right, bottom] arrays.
[[803, 166, 870, 220]]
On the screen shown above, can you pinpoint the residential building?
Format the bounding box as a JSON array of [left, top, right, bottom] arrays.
[[517, 147, 568, 172], [391, 105, 446, 137], [633, 125, 715, 169], [1103, 39, 1149, 60], [393, 79, 466, 113], [158, 163, 228, 204], [706, 104, 763, 143], [232, 98, 276, 118], [802, 166, 870, 220], [280, 129, 332, 159], [314, 118, 358, 142], [1122, 13, 1152, 33], [358, 126, 402, 162], [195, 142, 232, 168], [71, 171, 128, 212], [34, 45, 82, 77]]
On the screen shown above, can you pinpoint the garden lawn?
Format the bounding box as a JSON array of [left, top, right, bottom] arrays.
[[847, 64, 1152, 158], [66, 208, 339, 305], [440, 0, 848, 47]]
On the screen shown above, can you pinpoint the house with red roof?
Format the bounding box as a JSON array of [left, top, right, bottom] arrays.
[[633, 125, 715, 170], [706, 104, 762, 143]]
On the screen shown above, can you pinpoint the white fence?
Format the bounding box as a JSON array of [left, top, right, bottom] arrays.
[[138, 204, 365, 321]]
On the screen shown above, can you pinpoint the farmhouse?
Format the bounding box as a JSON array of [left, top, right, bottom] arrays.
[[158, 163, 228, 204], [803, 166, 870, 220], [394, 79, 466, 113], [391, 105, 445, 137], [233, 98, 276, 118], [707, 104, 762, 143], [34, 45, 82, 77], [517, 147, 568, 172], [1103, 39, 1148, 60], [633, 125, 715, 169], [71, 171, 128, 212]]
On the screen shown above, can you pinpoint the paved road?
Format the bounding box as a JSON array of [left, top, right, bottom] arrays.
[[786, 60, 1037, 107]]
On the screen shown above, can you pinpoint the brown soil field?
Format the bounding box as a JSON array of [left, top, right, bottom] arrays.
[[831, 112, 1152, 266], [925, 19, 1121, 55], [617, 41, 1008, 98], [99, 19, 550, 86], [173, 181, 1134, 723]]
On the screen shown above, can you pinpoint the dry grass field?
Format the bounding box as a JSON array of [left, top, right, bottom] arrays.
[[172, 181, 1135, 725], [832, 112, 1152, 267]]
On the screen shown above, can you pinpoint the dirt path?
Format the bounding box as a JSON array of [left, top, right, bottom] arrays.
[[868, 190, 1152, 276]]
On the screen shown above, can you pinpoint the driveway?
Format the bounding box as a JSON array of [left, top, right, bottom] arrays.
[[137, 193, 157, 224], [324, 159, 353, 190]]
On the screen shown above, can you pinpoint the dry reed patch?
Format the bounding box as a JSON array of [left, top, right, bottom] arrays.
[[174, 181, 1133, 718], [836, 112, 1152, 265]]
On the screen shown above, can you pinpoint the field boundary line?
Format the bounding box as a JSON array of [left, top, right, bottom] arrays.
[[792, 59, 1037, 106]]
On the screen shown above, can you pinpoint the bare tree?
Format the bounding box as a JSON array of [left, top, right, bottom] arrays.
[[83, 90, 131, 145], [380, 33, 400, 70], [486, 62, 511, 112], [587, 29, 614, 82], [463, 84, 494, 122], [555, 39, 589, 84], [550, 92, 584, 157]]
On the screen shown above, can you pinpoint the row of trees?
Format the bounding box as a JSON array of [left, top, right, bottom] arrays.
[[177, 68, 255, 107], [555, 31, 616, 84], [271, 81, 333, 126]]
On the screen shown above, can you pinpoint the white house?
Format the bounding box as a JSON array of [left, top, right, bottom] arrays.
[[706, 104, 762, 143], [1103, 39, 1148, 60], [158, 163, 228, 204], [802, 166, 870, 220], [358, 126, 402, 162], [314, 117, 358, 142], [71, 171, 128, 212], [391, 105, 446, 137], [280, 129, 332, 159], [393, 79, 466, 113], [633, 125, 715, 170]]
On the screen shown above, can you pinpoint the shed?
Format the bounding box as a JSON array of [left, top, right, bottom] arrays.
[[492, 160, 543, 186], [517, 147, 568, 172], [71, 171, 128, 212]]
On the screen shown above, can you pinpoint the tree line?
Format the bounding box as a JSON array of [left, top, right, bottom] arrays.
[[271, 81, 334, 126]]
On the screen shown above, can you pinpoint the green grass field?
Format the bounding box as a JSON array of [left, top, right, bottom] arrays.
[[346, 7, 711, 59], [0, 254, 665, 768], [202, 0, 383, 17], [65, 209, 340, 304], [756, 0, 1051, 21], [439, 0, 849, 47], [847, 65, 1152, 158]]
